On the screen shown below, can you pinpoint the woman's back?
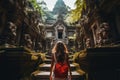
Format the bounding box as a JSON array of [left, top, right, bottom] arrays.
[[54, 53, 68, 78], [50, 41, 72, 80]]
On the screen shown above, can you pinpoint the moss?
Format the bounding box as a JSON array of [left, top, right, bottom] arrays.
[[79, 49, 87, 58], [73, 52, 80, 62], [31, 55, 38, 60], [72, 49, 88, 72]]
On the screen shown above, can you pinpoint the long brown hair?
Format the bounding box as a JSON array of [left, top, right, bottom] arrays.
[[52, 41, 68, 62]]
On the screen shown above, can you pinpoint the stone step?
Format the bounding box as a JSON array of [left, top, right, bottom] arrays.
[[39, 63, 76, 71], [45, 55, 51, 59], [45, 54, 74, 60], [44, 59, 73, 64], [31, 71, 85, 80], [43, 59, 51, 64]]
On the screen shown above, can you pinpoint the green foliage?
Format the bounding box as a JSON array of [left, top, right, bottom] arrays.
[[29, 0, 37, 8], [37, 0, 55, 22], [73, 52, 80, 61], [65, 0, 86, 23], [29, 0, 42, 15], [73, 49, 87, 62], [29, 0, 52, 22]]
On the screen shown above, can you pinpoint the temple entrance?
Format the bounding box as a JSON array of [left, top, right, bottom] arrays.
[[58, 30, 63, 39]]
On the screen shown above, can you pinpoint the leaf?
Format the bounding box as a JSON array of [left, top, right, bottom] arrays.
[[65, 0, 86, 23]]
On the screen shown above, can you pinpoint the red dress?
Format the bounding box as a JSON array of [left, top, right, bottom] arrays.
[[54, 60, 68, 78]]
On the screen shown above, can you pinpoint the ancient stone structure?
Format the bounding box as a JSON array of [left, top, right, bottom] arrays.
[[7, 22, 17, 45], [45, 15, 75, 50], [75, 1, 120, 80], [98, 22, 112, 46], [75, 0, 120, 50], [44, 0, 76, 50], [0, 1, 45, 80], [0, 0, 45, 52]]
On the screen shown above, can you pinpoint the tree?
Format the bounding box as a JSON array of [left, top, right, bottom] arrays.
[[65, 0, 86, 23], [37, 0, 54, 22], [29, 0, 42, 15]]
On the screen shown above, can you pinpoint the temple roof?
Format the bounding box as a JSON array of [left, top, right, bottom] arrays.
[[52, 0, 68, 15]]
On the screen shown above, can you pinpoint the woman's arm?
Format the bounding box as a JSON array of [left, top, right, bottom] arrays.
[[50, 53, 54, 79], [66, 54, 72, 78]]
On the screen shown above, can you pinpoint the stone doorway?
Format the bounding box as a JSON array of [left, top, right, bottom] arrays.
[[58, 30, 63, 39]]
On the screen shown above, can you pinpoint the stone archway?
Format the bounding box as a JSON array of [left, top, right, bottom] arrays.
[[58, 29, 63, 39], [55, 23, 66, 40]]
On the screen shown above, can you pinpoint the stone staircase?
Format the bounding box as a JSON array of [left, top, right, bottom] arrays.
[[31, 53, 86, 80]]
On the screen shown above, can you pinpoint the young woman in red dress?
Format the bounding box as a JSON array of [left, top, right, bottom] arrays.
[[50, 41, 72, 80]]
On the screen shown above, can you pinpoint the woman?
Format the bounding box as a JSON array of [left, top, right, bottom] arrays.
[[50, 41, 72, 80]]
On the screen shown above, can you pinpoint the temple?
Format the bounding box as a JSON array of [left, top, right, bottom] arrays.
[[44, 0, 75, 49], [0, 0, 120, 80]]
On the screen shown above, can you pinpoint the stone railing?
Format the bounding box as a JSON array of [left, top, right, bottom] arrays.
[[0, 47, 43, 80], [73, 47, 120, 80]]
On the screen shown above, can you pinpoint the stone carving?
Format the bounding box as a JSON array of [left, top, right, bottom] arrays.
[[36, 42, 42, 52], [24, 34, 33, 49], [96, 31, 102, 47], [6, 22, 17, 45], [85, 38, 91, 48], [98, 22, 111, 46]]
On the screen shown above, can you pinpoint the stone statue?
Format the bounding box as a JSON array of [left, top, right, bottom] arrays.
[[24, 34, 33, 49], [96, 31, 102, 47], [6, 22, 17, 45], [85, 38, 91, 48], [99, 22, 111, 46], [36, 42, 42, 52]]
